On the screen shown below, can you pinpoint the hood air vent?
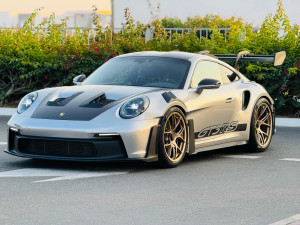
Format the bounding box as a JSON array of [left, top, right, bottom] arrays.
[[80, 93, 114, 108], [47, 92, 83, 106]]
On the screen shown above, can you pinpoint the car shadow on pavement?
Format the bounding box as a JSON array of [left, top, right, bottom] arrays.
[[184, 145, 261, 162], [2, 145, 266, 172]]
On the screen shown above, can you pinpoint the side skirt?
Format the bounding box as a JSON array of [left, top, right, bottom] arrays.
[[194, 140, 248, 154]]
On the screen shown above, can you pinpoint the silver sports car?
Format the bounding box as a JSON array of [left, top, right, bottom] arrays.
[[6, 51, 286, 167]]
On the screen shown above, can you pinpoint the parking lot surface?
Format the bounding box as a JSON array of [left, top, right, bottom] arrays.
[[0, 116, 299, 225]]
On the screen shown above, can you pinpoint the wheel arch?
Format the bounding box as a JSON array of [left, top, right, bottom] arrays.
[[174, 105, 187, 116], [260, 95, 273, 106], [161, 101, 188, 118], [258, 95, 276, 135], [248, 95, 275, 139], [249, 91, 274, 118], [153, 104, 189, 167], [247, 96, 274, 151], [160, 103, 196, 155], [251, 94, 275, 116]]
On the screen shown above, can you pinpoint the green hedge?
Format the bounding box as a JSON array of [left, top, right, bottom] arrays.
[[0, 1, 299, 116]]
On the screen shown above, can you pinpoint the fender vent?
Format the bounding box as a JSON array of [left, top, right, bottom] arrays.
[[162, 92, 177, 103], [242, 91, 250, 110]]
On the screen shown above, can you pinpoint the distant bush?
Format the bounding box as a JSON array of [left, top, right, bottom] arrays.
[[0, 0, 299, 116], [161, 14, 245, 29]]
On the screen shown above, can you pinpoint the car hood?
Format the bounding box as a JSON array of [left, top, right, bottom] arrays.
[[31, 85, 163, 121]]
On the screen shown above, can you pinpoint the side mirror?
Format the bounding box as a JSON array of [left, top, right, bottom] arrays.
[[73, 74, 86, 85], [196, 78, 221, 94]]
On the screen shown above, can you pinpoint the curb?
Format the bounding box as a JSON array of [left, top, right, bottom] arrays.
[[1, 107, 300, 127], [276, 118, 300, 128], [0, 108, 17, 116]]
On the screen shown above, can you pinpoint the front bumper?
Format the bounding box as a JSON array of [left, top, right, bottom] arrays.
[[5, 129, 130, 161], [6, 116, 160, 162]]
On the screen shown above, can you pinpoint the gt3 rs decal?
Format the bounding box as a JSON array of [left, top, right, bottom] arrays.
[[194, 121, 247, 139]]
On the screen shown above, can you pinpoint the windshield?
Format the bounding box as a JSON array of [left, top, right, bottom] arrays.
[[82, 56, 191, 89]]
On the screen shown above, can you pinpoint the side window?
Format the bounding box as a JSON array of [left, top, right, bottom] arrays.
[[219, 65, 239, 83], [190, 61, 223, 88]]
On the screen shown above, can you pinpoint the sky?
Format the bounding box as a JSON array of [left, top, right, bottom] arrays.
[[1, 0, 300, 27], [1, 0, 111, 16], [114, 0, 300, 27]]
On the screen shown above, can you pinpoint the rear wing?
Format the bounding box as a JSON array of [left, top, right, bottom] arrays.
[[198, 50, 286, 81], [199, 50, 286, 70]]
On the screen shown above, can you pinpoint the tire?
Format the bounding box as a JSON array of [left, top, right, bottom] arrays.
[[158, 107, 188, 168], [247, 98, 273, 152]]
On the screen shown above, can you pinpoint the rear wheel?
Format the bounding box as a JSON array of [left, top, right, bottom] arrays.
[[158, 107, 188, 167], [248, 98, 273, 152]]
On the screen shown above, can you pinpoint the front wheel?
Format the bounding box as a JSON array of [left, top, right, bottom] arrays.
[[248, 98, 273, 152], [158, 107, 188, 168]]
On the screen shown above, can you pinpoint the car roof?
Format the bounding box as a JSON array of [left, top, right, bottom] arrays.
[[117, 51, 212, 61], [116, 51, 249, 82]]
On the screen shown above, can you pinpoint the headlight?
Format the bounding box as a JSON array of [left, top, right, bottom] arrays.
[[17, 92, 38, 114], [119, 96, 150, 119]]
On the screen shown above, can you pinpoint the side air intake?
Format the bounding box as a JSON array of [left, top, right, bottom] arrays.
[[242, 91, 250, 110]]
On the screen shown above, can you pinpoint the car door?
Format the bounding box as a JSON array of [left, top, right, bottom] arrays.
[[186, 60, 238, 143], [218, 63, 246, 133]]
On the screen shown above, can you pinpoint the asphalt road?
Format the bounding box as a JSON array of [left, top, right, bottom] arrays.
[[0, 115, 299, 225]]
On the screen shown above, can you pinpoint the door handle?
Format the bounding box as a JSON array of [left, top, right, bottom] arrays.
[[225, 98, 234, 103]]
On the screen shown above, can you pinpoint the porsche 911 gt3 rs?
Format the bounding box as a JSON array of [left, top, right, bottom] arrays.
[[5, 50, 286, 167]]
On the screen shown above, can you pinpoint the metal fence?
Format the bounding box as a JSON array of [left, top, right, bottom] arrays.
[[164, 27, 232, 42], [62, 27, 249, 43], [64, 27, 271, 44], [60, 27, 259, 44], [1, 27, 284, 45]]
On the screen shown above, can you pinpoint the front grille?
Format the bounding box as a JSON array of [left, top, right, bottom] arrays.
[[18, 138, 96, 157]]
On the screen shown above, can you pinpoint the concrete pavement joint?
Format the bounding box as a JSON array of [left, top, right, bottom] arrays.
[[0, 168, 132, 183], [34, 171, 129, 183], [214, 154, 262, 159], [279, 158, 300, 162]]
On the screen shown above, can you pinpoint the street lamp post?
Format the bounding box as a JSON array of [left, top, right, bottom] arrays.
[[111, 0, 114, 28]]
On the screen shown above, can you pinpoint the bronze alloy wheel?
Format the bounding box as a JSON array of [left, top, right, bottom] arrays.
[[163, 111, 187, 162], [254, 102, 273, 148]]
